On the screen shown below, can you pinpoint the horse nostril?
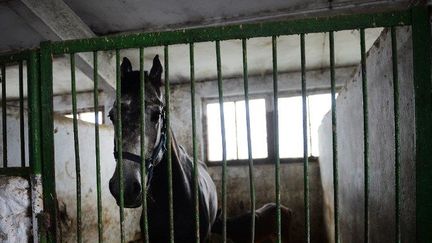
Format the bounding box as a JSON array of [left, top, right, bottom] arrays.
[[132, 181, 142, 196]]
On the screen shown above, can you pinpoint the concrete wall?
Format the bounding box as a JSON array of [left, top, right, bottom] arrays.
[[318, 26, 415, 243], [0, 176, 31, 243], [53, 115, 142, 242]]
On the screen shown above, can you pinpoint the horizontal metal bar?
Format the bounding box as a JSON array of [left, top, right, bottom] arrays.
[[206, 157, 320, 167], [0, 50, 31, 64], [0, 167, 31, 176], [49, 10, 411, 54]]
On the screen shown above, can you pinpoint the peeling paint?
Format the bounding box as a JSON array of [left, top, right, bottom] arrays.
[[0, 176, 31, 243]]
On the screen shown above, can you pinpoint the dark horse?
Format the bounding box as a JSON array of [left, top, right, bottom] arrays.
[[108, 55, 218, 242]]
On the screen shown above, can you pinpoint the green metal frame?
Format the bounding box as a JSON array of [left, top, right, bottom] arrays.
[[31, 6, 431, 243], [0, 49, 45, 241]]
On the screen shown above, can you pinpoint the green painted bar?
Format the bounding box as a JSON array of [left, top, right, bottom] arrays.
[[164, 45, 175, 243], [360, 28, 369, 243], [40, 41, 58, 242], [412, 7, 432, 243], [189, 42, 200, 243], [48, 10, 411, 54], [70, 53, 82, 243], [19, 61, 25, 167], [115, 50, 125, 243], [242, 38, 256, 243], [329, 31, 339, 243], [139, 47, 149, 243], [2, 64, 7, 168], [301, 33, 310, 243], [0, 167, 31, 176], [93, 51, 103, 243], [390, 27, 401, 243], [216, 40, 228, 243], [0, 51, 31, 64], [271, 36, 281, 243], [28, 50, 42, 175]]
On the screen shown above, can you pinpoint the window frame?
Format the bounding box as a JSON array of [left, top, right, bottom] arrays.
[[60, 107, 105, 124], [202, 89, 330, 166]]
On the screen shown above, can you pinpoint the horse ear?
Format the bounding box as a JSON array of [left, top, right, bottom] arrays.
[[149, 55, 163, 88], [121, 57, 132, 78]]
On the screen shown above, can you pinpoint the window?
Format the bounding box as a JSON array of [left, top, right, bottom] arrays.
[[206, 99, 268, 161], [205, 93, 333, 163], [278, 94, 332, 158], [65, 111, 103, 124]]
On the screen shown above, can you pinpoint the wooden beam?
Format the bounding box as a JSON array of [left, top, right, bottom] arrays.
[[7, 0, 115, 93]]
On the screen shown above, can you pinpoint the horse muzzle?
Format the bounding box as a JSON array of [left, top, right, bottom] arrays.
[[109, 177, 143, 208]]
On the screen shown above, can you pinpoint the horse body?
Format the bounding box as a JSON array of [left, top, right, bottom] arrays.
[[108, 55, 218, 242], [146, 134, 218, 242]]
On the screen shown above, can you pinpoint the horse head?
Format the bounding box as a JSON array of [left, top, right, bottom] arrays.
[[108, 55, 165, 208]]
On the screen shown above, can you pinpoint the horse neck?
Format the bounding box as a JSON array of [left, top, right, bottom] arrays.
[[150, 130, 193, 198]]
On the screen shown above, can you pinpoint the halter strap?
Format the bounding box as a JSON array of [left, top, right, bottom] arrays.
[[113, 108, 167, 187]]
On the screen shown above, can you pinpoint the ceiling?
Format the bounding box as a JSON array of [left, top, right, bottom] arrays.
[[0, 0, 411, 98]]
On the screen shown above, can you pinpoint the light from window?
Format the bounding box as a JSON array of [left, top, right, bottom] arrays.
[[65, 111, 103, 124], [206, 99, 268, 161], [278, 93, 332, 158]]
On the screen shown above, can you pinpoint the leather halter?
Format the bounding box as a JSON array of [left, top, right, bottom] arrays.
[[113, 107, 167, 186]]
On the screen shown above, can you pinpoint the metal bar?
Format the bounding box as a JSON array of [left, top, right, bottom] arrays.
[[115, 49, 125, 243], [242, 38, 256, 243], [49, 10, 411, 54], [412, 6, 432, 243], [70, 53, 82, 243], [301, 33, 310, 243], [216, 40, 228, 243], [93, 51, 103, 243], [189, 42, 200, 243], [360, 28, 369, 243], [0, 51, 31, 64], [0, 167, 31, 176], [28, 50, 42, 175], [139, 47, 149, 243], [40, 41, 58, 242], [329, 31, 339, 243], [2, 64, 7, 168], [19, 60, 25, 167], [271, 36, 281, 243], [164, 45, 175, 243], [390, 27, 400, 243]]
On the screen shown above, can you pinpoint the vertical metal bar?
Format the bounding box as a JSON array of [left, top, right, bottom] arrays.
[[70, 53, 82, 243], [28, 51, 46, 242], [139, 47, 149, 243], [93, 51, 103, 243], [242, 38, 256, 243], [301, 33, 310, 243], [216, 40, 228, 243], [190, 42, 200, 243], [412, 7, 432, 243], [2, 64, 7, 168], [360, 28, 369, 243], [28, 51, 42, 175], [329, 31, 339, 243], [390, 27, 400, 243], [271, 36, 281, 243], [19, 61, 25, 167], [115, 50, 125, 243], [164, 45, 174, 243], [40, 41, 58, 242]]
